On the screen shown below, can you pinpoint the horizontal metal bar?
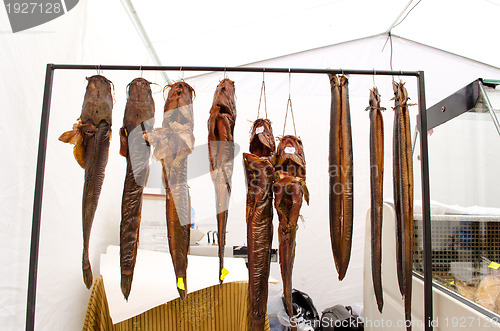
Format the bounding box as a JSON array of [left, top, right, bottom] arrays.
[[50, 64, 421, 76]]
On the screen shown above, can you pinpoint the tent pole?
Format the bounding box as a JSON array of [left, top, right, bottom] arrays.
[[417, 71, 433, 331], [385, 0, 415, 33], [26, 64, 55, 331], [120, 0, 172, 85]]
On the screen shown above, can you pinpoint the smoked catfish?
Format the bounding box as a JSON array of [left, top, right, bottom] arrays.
[[274, 135, 309, 330], [207, 78, 236, 283], [147, 81, 195, 299], [119, 78, 155, 300], [59, 75, 113, 289], [244, 118, 275, 330]]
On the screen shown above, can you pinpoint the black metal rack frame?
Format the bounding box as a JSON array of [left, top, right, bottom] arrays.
[[26, 64, 432, 331]]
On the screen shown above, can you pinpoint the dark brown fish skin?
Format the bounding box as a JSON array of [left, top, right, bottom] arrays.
[[393, 88, 404, 297], [328, 74, 353, 281], [339, 75, 354, 281], [207, 78, 236, 283], [249, 118, 275, 157], [119, 78, 155, 300], [59, 75, 113, 289], [244, 152, 274, 331], [245, 118, 275, 331], [274, 136, 309, 331], [393, 81, 414, 331], [367, 87, 384, 313], [328, 75, 342, 277], [148, 81, 195, 299]]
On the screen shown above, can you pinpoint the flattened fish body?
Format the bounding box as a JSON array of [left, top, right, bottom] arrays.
[[59, 75, 113, 289], [207, 79, 236, 283], [328, 74, 353, 281], [368, 87, 384, 313], [147, 81, 195, 299], [119, 78, 155, 300], [393, 81, 414, 331]]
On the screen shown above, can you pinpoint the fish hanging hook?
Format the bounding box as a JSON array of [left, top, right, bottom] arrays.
[[373, 69, 376, 88], [257, 69, 268, 119], [282, 69, 297, 136], [179, 66, 184, 80], [140, 65, 143, 78], [96, 64, 102, 76], [223, 66, 227, 79]]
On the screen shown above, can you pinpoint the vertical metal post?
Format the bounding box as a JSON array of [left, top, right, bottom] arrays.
[[417, 71, 433, 330], [25, 64, 55, 331]]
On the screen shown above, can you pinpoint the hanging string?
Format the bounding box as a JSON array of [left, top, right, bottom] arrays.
[[282, 69, 297, 136], [257, 70, 268, 119], [372, 69, 376, 87], [140, 65, 143, 78]]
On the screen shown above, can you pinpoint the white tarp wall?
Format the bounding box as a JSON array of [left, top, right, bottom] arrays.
[[2, 2, 500, 331]]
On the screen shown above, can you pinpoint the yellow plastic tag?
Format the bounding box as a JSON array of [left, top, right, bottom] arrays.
[[220, 268, 229, 281], [177, 278, 185, 291], [489, 262, 500, 270]]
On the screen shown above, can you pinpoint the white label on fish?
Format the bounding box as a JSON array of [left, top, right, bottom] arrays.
[[284, 146, 295, 154], [255, 126, 264, 134]]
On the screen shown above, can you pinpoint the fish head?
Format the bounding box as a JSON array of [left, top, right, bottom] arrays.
[[368, 87, 381, 109], [164, 81, 195, 111], [392, 81, 409, 106], [123, 78, 155, 131], [211, 78, 236, 117], [249, 118, 275, 157], [163, 81, 195, 127], [339, 75, 349, 87], [328, 74, 339, 87], [82, 75, 113, 125], [275, 135, 306, 179], [85, 75, 113, 103], [127, 78, 153, 103]]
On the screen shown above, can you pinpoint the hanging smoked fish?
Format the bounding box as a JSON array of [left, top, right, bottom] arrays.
[[208, 78, 236, 283], [366, 87, 385, 312], [392, 80, 414, 331], [119, 78, 155, 300], [328, 74, 353, 281], [243, 118, 275, 331], [274, 135, 309, 330], [59, 75, 113, 289], [147, 81, 195, 299]]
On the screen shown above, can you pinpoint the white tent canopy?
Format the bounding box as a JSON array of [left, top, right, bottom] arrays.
[[1, 1, 500, 330]]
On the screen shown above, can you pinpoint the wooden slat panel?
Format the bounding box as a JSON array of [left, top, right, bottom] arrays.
[[83, 276, 271, 331]]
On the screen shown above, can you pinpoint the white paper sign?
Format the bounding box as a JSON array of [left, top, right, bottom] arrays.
[[255, 126, 264, 134], [284, 146, 296, 154]]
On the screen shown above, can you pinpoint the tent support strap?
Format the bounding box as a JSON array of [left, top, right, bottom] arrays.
[[26, 64, 433, 331]]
